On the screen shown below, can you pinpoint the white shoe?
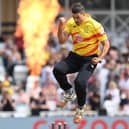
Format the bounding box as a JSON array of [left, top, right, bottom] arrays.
[[56, 92, 76, 108]]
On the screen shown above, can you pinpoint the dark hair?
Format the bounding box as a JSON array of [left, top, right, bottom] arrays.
[[39, 92, 43, 97], [71, 2, 85, 14]]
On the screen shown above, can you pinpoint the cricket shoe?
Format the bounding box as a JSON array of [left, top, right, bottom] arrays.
[[56, 92, 76, 108], [73, 108, 85, 124]]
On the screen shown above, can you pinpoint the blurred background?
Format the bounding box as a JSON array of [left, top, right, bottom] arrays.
[[0, 0, 129, 118]]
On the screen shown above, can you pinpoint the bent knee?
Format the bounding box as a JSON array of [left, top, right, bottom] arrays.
[[53, 65, 64, 76]]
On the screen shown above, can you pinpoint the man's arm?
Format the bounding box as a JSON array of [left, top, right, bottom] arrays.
[[99, 39, 110, 59], [92, 39, 110, 64], [57, 17, 69, 44]]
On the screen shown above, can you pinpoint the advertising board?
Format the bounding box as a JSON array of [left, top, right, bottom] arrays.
[[0, 116, 129, 129]]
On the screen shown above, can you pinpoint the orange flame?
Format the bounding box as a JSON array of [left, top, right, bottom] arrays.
[[16, 0, 60, 75]]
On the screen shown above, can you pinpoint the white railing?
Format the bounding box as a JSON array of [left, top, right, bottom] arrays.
[[40, 110, 98, 117]]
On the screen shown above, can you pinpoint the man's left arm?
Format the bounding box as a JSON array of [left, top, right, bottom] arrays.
[[92, 39, 110, 64], [91, 21, 110, 64], [99, 39, 110, 60], [91, 23, 110, 64]]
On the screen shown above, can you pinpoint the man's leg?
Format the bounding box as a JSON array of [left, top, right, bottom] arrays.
[[53, 59, 75, 91], [74, 62, 97, 123], [53, 55, 80, 107]]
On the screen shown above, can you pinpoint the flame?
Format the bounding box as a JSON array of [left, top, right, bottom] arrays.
[[16, 0, 60, 75]]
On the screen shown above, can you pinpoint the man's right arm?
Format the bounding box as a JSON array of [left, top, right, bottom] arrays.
[[57, 17, 69, 44]]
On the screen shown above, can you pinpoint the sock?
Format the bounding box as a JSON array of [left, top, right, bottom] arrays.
[[78, 106, 84, 110]]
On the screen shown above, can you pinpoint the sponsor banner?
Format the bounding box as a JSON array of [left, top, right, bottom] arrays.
[[0, 116, 129, 129]]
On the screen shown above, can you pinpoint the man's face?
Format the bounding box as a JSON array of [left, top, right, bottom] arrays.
[[72, 12, 85, 25]]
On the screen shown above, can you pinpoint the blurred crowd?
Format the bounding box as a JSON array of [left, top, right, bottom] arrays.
[[58, 0, 129, 10], [0, 28, 129, 117]]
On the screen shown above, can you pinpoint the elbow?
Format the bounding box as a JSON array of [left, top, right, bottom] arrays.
[[104, 40, 110, 49], [59, 41, 66, 44], [107, 40, 110, 50], [58, 39, 66, 44]]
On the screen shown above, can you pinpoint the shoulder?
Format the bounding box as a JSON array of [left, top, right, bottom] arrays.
[[86, 17, 105, 33], [89, 17, 103, 29], [66, 18, 76, 26]]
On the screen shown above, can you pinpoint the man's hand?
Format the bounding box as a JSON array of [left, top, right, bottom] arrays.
[[91, 57, 102, 64], [58, 17, 69, 43], [58, 17, 66, 28]]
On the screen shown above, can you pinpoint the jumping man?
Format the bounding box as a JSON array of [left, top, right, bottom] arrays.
[[53, 2, 110, 124]]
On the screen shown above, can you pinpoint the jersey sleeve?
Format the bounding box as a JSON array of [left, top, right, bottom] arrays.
[[92, 20, 108, 42], [64, 19, 72, 34]]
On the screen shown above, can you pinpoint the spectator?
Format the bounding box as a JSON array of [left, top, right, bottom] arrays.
[[29, 92, 49, 116], [89, 93, 100, 111], [29, 80, 42, 99], [105, 80, 120, 104], [118, 93, 129, 115], [119, 67, 129, 99], [103, 94, 118, 116], [0, 90, 15, 111]]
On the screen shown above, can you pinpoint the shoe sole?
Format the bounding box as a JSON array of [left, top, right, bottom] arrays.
[[56, 101, 67, 108], [73, 117, 82, 124]]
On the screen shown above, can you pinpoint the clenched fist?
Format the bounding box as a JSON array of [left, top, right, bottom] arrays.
[[59, 17, 66, 27]]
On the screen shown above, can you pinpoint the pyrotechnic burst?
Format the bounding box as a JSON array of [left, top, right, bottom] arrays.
[[16, 0, 60, 75]]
